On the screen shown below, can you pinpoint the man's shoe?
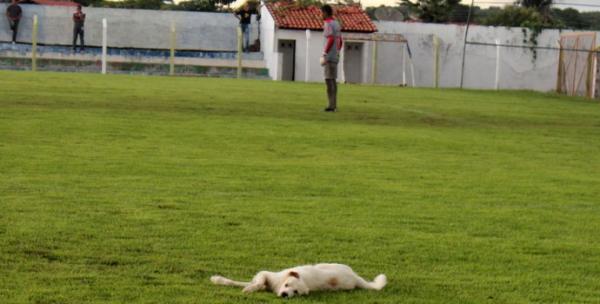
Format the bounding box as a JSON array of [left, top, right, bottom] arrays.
[[324, 107, 337, 112]]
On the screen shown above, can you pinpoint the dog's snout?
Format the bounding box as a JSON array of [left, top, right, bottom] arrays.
[[281, 292, 288, 298]]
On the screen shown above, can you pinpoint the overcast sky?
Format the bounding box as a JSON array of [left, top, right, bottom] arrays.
[[359, 0, 600, 11]]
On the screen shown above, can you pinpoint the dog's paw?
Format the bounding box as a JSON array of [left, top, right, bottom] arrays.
[[243, 284, 259, 293]]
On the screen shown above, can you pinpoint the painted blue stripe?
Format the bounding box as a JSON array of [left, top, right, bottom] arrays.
[[0, 43, 264, 60]]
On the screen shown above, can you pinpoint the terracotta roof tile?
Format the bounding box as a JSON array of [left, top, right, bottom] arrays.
[[266, 2, 377, 33]]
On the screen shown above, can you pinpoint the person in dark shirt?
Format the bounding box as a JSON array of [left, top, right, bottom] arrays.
[[72, 5, 85, 52], [5, 0, 22, 44], [234, 3, 252, 52]]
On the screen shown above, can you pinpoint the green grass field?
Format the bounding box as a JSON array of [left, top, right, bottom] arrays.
[[1, 70, 599, 303]]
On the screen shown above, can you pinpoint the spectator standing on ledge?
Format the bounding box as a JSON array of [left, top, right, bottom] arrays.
[[234, 3, 252, 52], [6, 0, 22, 44], [72, 5, 85, 52], [320, 5, 343, 112]]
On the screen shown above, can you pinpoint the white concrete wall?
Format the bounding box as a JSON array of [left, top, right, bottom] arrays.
[[4, 3, 598, 92], [277, 29, 306, 81], [0, 4, 259, 51], [261, 16, 599, 92], [260, 5, 277, 79], [373, 40, 407, 85], [375, 21, 600, 91], [261, 27, 345, 82]]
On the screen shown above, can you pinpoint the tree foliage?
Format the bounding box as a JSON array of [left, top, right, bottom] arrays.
[[550, 8, 589, 29], [169, 0, 218, 12], [400, 0, 461, 23], [517, 0, 552, 10], [74, 0, 104, 7], [87, 0, 226, 11], [517, 0, 553, 21], [366, 2, 600, 32], [102, 0, 164, 10], [482, 5, 561, 61], [483, 5, 552, 28], [579, 11, 600, 31]]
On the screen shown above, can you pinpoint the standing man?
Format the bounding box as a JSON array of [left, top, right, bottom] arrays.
[[234, 3, 252, 52], [5, 0, 22, 44], [72, 5, 85, 52], [321, 5, 343, 112]]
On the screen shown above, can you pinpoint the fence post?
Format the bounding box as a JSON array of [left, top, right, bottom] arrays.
[[495, 39, 501, 90], [340, 36, 346, 84], [460, 0, 475, 88], [371, 40, 378, 84], [237, 26, 242, 79], [406, 42, 416, 87], [433, 35, 440, 88], [585, 42, 597, 98], [32, 14, 38, 72], [305, 29, 311, 82], [102, 18, 107, 74], [402, 44, 407, 86], [170, 21, 176, 76], [590, 47, 598, 98], [556, 40, 564, 93]]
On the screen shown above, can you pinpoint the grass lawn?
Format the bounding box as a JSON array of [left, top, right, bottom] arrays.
[[1, 70, 599, 303]]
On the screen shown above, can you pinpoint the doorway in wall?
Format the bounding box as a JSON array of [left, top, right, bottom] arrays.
[[279, 39, 296, 81], [344, 42, 364, 84], [344, 42, 364, 83]]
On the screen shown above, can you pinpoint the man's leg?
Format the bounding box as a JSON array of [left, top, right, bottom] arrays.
[[243, 24, 250, 51], [239, 24, 245, 51], [11, 20, 19, 43], [325, 79, 332, 108], [331, 79, 337, 109], [73, 28, 78, 50], [80, 29, 85, 50], [326, 79, 336, 110], [324, 62, 338, 110]]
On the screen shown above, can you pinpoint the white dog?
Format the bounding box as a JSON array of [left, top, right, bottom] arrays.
[[210, 263, 387, 298]]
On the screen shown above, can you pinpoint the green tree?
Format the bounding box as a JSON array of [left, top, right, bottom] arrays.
[[484, 5, 546, 27], [102, 0, 164, 10], [483, 5, 562, 61], [517, 0, 552, 17], [551, 8, 589, 29], [448, 4, 473, 23], [472, 6, 500, 24], [580, 11, 600, 31], [517, 0, 552, 10], [172, 0, 218, 12], [74, 0, 104, 7], [400, 0, 460, 23]]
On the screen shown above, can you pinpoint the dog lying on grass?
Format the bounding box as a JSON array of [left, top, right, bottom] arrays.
[[210, 263, 387, 298]]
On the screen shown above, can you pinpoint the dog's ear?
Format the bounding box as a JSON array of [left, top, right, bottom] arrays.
[[288, 271, 300, 279]]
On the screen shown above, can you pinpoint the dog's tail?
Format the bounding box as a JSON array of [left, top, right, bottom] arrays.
[[372, 274, 387, 290], [357, 274, 387, 290], [210, 275, 251, 288]]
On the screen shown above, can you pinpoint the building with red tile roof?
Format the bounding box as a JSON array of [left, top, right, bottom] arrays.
[[265, 2, 377, 33], [260, 2, 390, 83]]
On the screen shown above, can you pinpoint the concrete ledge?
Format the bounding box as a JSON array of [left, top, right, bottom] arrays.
[[0, 57, 270, 78], [0, 43, 266, 69]]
